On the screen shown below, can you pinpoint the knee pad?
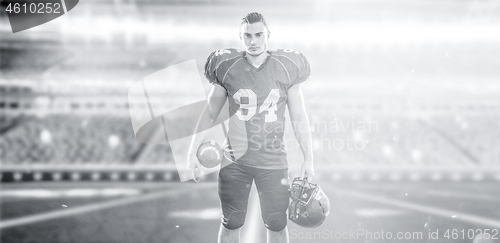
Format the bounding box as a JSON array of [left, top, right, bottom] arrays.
[[263, 212, 287, 232], [222, 212, 245, 230]]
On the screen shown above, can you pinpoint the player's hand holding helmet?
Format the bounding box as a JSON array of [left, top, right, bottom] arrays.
[[288, 177, 330, 228]]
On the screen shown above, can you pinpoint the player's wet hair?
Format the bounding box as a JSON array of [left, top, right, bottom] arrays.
[[240, 12, 270, 36]]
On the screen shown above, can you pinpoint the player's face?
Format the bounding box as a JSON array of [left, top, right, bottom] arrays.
[[240, 22, 269, 57]]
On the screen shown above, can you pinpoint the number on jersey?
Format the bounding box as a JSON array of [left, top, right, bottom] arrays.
[[233, 89, 279, 122], [259, 89, 279, 122], [215, 49, 231, 56]]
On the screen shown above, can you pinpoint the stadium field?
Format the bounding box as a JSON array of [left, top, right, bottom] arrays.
[[1, 178, 500, 243]]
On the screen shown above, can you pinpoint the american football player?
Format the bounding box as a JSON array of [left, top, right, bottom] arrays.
[[187, 12, 314, 243]]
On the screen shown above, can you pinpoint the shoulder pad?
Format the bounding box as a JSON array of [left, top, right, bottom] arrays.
[[211, 48, 243, 64], [273, 49, 303, 61], [271, 49, 309, 70], [271, 49, 310, 86], [204, 48, 243, 86]]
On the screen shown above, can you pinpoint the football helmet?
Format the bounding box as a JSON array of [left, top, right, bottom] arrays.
[[288, 177, 330, 228]]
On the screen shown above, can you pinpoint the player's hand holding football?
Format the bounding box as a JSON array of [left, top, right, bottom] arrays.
[[187, 143, 204, 182], [300, 160, 314, 182]]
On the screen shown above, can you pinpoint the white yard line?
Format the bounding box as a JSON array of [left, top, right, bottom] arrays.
[[336, 189, 500, 229], [420, 190, 500, 201], [0, 183, 213, 229]]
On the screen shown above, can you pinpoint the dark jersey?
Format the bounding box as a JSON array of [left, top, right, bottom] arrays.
[[205, 48, 310, 169]]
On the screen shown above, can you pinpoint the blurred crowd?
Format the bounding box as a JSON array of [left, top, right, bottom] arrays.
[[1, 111, 498, 168], [0, 115, 143, 165]]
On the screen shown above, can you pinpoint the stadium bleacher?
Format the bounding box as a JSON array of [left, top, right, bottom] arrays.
[[0, 114, 142, 165], [1, 102, 498, 171], [427, 114, 500, 166]]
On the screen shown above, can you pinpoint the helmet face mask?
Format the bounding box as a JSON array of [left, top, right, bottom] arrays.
[[288, 178, 330, 228], [290, 177, 319, 205]]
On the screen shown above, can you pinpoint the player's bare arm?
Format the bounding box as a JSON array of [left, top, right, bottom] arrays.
[[287, 83, 314, 182], [187, 84, 227, 181]]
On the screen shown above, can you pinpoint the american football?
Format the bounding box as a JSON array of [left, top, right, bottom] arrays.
[[196, 140, 223, 168]]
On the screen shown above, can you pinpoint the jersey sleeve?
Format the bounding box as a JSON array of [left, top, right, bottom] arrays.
[[291, 51, 310, 87], [274, 49, 311, 88], [204, 48, 243, 87], [204, 51, 221, 86]]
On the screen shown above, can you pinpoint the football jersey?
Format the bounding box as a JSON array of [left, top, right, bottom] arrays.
[[204, 48, 310, 169]]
